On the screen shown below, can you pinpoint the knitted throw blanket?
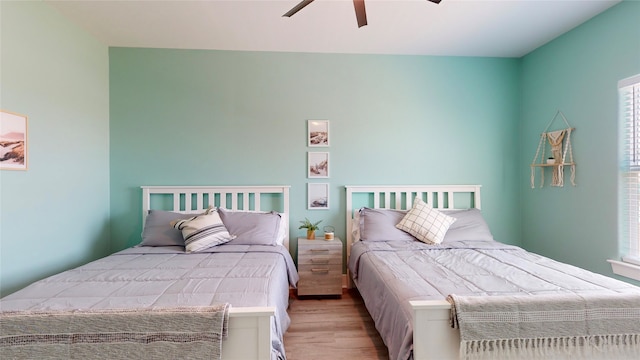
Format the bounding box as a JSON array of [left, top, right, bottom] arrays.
[[0, 304, 230, 360], [447, 293, 640, 360]]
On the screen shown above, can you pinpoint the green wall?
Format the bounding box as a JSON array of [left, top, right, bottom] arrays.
[[3, 1, 638, 296], [0, 1, 110, 296], [520, 0, 640, 283], [109, 49, 522, 260]]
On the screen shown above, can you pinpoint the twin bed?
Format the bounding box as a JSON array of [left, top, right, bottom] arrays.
[[3, 184, 640, 360], [1, 185, 298, 360], [346, 185, 640, 360]]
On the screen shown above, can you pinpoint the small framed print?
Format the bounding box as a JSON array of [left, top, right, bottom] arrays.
[[1, 110, 28, 171], [308, 183, 329, 210], [308, 120, 329, 147], [308, 151, 329, 178]]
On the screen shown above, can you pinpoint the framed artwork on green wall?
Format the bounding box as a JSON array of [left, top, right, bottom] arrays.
[[0, 110, 28, 171], [308, 151, 329, 178], [308, 183, 329, 210], [308, 120, 329, 147]]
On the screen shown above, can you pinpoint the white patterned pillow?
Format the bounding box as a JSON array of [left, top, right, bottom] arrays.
[[396, 197, 456, 245], [171, 209, 235, 253]]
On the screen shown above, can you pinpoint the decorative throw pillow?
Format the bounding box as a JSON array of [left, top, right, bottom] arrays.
[[171, 209, 235, 253], [396, 197, 456, 245]]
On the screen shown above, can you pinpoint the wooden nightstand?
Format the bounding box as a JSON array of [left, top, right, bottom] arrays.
[[297, 237, 343, 297]]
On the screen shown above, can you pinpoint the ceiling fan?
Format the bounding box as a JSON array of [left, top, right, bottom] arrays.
[[283, 0, 443, 28]]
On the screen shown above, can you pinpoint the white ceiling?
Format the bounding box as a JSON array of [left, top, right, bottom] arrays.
[[46, 0, 621, 57]]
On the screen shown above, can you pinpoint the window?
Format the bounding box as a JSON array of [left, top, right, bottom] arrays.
[[612, 74, 640, 281]]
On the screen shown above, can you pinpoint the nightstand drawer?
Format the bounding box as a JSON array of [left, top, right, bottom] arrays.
[[298, 247, 341, 258], [298, 254, 342, 266], [297, 269, 342, 296], [298, 263, 341, 272]]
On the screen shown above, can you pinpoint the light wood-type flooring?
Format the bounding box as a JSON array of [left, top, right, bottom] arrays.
[[284, 289, 389, 360]]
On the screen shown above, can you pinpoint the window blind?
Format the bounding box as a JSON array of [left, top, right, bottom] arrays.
[[621, 75, 640, 171], [620, 74, 640, 262]]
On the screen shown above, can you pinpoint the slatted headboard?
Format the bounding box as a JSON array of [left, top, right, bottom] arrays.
[[141, 185, 291, 249], [345, 185, 482, 257]]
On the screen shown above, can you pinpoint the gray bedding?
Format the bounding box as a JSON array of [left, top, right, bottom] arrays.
[[348, 239, 640, 360], [0, 244, 299, 360]]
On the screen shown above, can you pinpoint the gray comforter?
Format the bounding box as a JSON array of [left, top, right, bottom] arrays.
[[348, 239, 640, 360], [0, 244, 299, 360]]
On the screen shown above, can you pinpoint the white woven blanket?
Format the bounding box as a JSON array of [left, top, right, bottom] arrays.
[[0, 304, 230, 360], [447, 293, 640, 360]]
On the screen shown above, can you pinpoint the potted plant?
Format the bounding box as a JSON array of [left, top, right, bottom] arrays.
[[299, 218, 322, 240]]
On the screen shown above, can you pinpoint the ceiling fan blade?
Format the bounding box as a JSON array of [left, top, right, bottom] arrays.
[[353, 0, 367, 28], [428, 0, 442, 4], [283, 0, 315, 17]]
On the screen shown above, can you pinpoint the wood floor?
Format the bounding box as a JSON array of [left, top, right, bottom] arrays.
[[283, 289, 389, 360]]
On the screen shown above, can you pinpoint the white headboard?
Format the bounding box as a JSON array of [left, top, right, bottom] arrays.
[[345, 185, 482, 257], [141, 185, 291, 249]]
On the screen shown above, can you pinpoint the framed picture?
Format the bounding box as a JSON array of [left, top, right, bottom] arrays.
[[308, 183, 329, 210], [1, 110, 28, 171], [308, 151, 329, 178], [308, 120, 329, 147]]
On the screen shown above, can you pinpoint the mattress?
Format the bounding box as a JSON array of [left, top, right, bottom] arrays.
[[0, 244, 299, 359], [348, 239, 640, 360]]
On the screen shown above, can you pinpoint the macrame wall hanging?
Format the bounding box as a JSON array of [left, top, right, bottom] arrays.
[[530, 110, 576, 188]]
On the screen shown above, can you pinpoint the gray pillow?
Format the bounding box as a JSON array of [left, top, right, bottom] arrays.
[[218, 208, 282, 245], [140, 210, 192, 246], [358, 207, 417, 241], [442, 208, 494, 242]]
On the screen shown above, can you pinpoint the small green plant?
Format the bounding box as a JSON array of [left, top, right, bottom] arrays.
[[298, 218, 322, 231]]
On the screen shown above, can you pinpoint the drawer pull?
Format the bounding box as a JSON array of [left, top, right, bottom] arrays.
[[310, 249, 329, 252], [311, 259, 329, 264], [311, 268, 330, 273]]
